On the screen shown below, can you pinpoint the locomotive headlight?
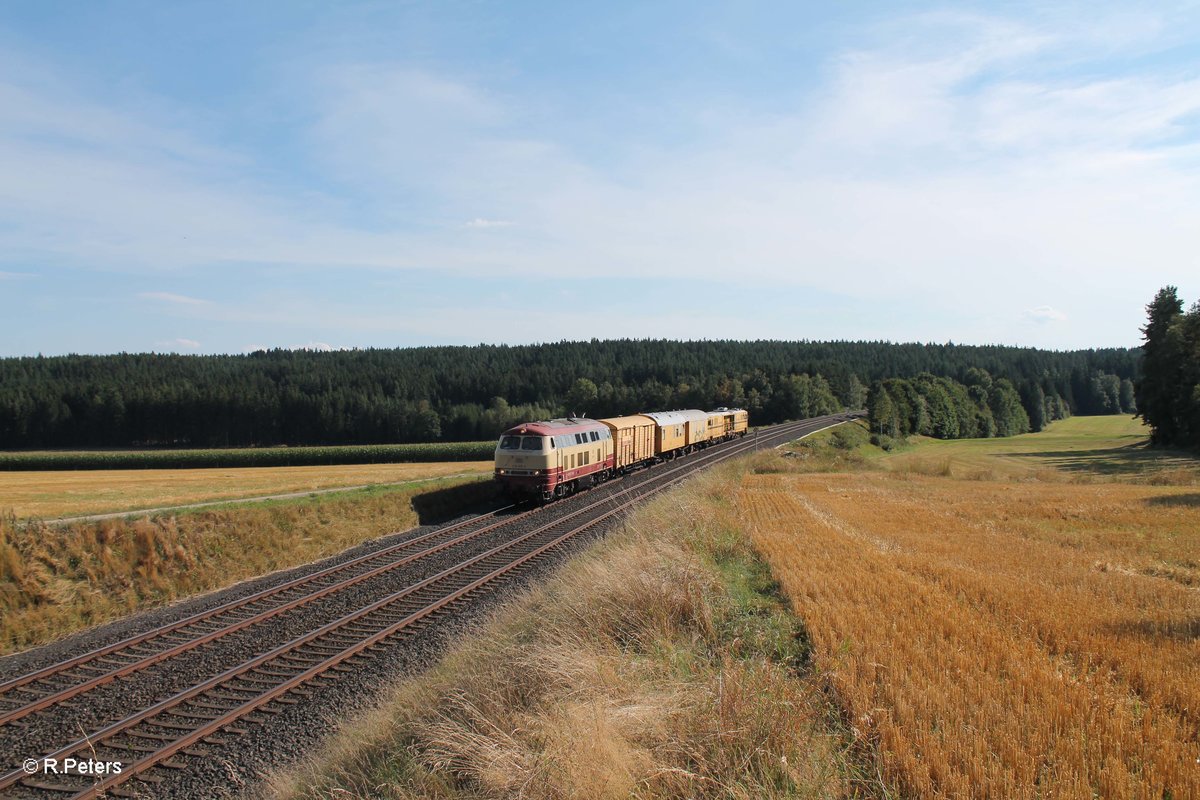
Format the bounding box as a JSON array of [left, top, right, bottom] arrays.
[[497, 469, 505, 475]]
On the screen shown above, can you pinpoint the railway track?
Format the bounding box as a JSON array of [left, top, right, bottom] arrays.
[[0, 414, 853, 799]]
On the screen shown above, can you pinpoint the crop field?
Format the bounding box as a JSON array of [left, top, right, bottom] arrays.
[[745, 416, 1199, 798], [0, 460, 494, 519], [0, 440, 495, 471]]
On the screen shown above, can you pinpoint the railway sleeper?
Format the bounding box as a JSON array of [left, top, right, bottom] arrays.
[[207, 689, 260, 702], [173, 708, 228, 721], [124, 729, 177, 741], [21, 777, 95, 792], [276, 654, 326, 666], [70, 663, 115, 675], [188, 698, 244, 710], [103, 740, 162, 753], [146, 717, 220, 731], [252, 668, 306, 678], [226, 677, 281, 689], [301, 644, 346, 655]]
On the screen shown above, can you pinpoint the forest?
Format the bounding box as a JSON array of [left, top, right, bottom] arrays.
[[0, 340, 1139, 449], [1137, 286, 1200, 450]]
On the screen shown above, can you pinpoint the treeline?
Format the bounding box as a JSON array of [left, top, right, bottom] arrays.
[[1137, 286, 1200, 449], [868, 370, 1055, 443], [0, 340, 1139, 448]]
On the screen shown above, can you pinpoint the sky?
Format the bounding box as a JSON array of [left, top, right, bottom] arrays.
[[1, 1, 1198, 356]]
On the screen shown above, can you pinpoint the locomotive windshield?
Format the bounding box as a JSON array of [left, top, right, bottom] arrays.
[[499, 435, 545, 450]]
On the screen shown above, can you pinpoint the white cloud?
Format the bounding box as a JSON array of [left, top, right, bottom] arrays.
[[0, 270, 34, 279], [138, 291, 209, 306], [1024, 305, 1068, 324], [465, 218, 513, 228], [154, 337, 201, 350]]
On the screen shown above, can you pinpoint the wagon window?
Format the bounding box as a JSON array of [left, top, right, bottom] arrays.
[[499, 436, 521, 449]]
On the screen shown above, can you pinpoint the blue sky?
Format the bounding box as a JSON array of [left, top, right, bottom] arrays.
[[1, 1, 1198, 356]]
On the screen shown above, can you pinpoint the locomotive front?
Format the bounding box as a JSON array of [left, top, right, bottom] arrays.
[[494, 423, 555, 497]]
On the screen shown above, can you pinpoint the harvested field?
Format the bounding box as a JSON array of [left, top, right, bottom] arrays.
[[742, 419, 1200, 798], [0, 460, 492, 519]]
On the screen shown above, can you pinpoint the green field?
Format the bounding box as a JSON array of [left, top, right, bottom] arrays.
[[0, 440, 495, 471], [881, 415, 1198, 480]]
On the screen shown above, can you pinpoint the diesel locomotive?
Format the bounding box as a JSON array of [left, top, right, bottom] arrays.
[[494, 407, 748, 502]]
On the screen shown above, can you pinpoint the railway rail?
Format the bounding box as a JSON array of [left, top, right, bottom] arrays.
[[0, 414, 854, 799]]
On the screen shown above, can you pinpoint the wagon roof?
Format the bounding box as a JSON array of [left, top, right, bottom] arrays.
[[641, 409, 708, 425], [598, 414, 656, 428]]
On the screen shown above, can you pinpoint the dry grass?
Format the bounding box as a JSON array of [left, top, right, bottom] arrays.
[[738, 452, 1200, 798], [0, 461, 493, 519], [0, 476, 493, 655], [270, 469, 880, 800]]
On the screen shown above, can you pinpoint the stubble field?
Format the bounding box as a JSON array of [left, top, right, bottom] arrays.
[[745, 416, 1198, 798]]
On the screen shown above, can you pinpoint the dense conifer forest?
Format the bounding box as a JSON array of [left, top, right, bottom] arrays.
[[1136, 287, 1200, 449], [0, 340, 1138, 449]]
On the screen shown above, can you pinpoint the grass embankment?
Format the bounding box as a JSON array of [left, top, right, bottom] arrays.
[[757, 415, 1199, 797], [0, 441, 494, 471], [0, 476, 497, 656], [272, 466, 881, 800], [0, 461, 493, 519]]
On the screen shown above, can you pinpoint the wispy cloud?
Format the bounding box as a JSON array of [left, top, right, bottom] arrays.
[[154, 337, 202, 350], [1024, 305, 1068, 324], [465, 218, 513, 228], [138, 292, 209, 306]]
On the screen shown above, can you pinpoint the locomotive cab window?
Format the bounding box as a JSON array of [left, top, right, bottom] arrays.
[[499, 436, 521, 449], [521, 437, 543, 451]]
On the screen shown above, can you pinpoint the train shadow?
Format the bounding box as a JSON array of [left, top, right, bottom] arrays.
[[410, 480, 504, 525]]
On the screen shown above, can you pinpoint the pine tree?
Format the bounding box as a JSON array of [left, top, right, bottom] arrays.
[[1137, 287, 1184, 444]]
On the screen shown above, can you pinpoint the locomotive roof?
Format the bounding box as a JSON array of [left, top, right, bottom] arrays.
[[501, 418, 607, 437]]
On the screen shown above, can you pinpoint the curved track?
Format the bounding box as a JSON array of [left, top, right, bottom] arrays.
[[0, 414, 853, 799]]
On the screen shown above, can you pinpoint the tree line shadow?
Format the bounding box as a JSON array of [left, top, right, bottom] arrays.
[[1008, 440, 1198, 477], [1104, 617, 1200, 641]]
